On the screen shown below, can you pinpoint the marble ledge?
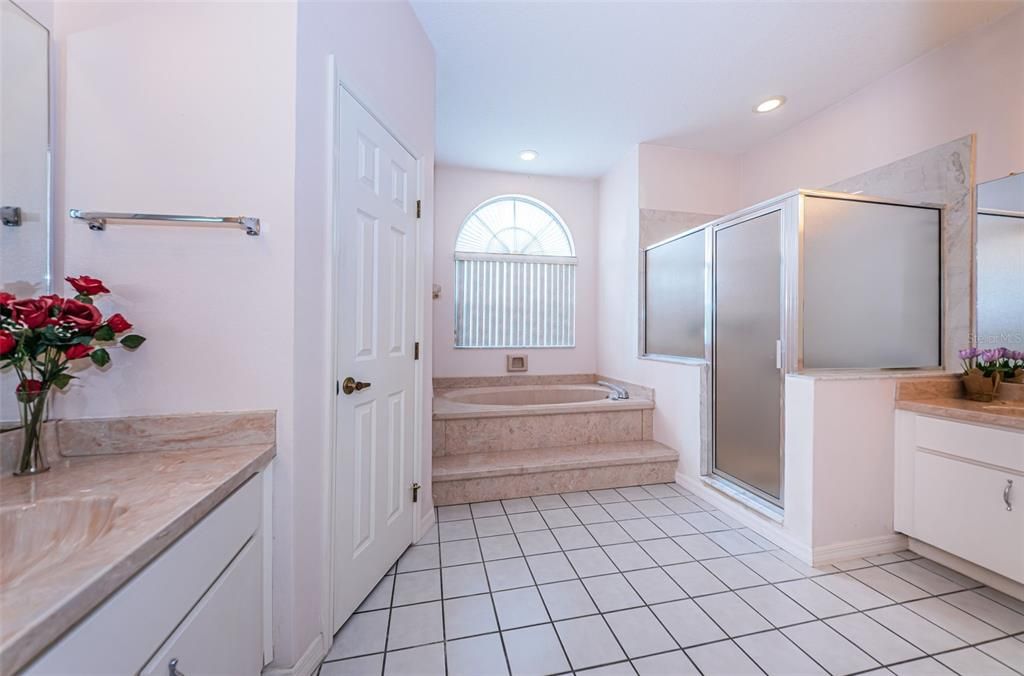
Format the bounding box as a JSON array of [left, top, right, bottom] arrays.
[[0, 417, 275, 674], [433, 373, 655, 401], [433, 396, 653, 421], [788, 369, 952, 382], [433, 373, 596, 393]]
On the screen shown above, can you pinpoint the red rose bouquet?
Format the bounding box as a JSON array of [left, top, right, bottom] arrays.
[[0, 276, 145, 475]]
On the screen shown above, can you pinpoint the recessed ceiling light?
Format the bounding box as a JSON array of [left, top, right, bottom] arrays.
[[519, 149, 538, 161], [754, 96, 786, 113]]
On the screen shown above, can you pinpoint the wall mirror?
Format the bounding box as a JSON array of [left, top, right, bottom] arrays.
[[1, 0, 52, 297], [976, 172, 1023, 351], [1, 0, 51, 426]]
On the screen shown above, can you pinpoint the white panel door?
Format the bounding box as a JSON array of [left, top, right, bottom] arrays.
[[333, 87, 418, 629]]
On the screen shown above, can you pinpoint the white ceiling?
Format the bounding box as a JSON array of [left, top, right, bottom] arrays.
[[411, 0, 1018, 177]]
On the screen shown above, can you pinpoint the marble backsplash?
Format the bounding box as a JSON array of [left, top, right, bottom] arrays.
[[894, 375, 963, 401], [0, 410, 275, 473]]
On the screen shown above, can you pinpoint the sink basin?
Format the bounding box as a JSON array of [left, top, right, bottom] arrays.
[[0, 497, 126, 590]]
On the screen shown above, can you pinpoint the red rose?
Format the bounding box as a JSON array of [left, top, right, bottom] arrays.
[[11, 296, 58, 329], [16, 379, 43, 394], [66, 275, 110, 296], [0, 330, 15, 355], [106, 313, 132, 333], [54, 299, 103, 332], [0, 292, 14, 306], [64, 344, 93, 360]]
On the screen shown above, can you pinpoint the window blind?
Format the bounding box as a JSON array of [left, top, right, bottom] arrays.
[[454, 253, 576, 348]]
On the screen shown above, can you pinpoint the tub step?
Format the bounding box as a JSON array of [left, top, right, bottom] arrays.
[[432, 440, 678, 506]]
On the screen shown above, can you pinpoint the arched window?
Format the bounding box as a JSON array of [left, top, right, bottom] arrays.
[[454, 195, 577, 348]]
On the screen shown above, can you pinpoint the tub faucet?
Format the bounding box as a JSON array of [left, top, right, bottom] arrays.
[[597, 380, 629, 400]]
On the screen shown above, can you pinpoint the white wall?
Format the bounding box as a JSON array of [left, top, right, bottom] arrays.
[[638, 144, 740, 213], [433, 165, 597, 377], [783, 376, 905, 560], [597, 12, 1024, 561], [738, 8, 1024, 203], [53, 0, 301, 663], [293, 0, 435, 667], [53, 1, 435, 670], [597, 144, 738, 481]]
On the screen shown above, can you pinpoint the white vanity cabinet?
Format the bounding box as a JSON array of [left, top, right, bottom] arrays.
[[23, 472, 269, 675], [894, 412, 1024, 584]]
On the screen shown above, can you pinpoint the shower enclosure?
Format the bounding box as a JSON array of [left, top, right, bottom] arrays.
[[710, 190, 942, 505], [643, 189, 943, 508]]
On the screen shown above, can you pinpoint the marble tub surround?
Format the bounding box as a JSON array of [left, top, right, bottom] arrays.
[[433, 373, 595, 394], [433, 373, 653, 400], [432, 376, 675, 504], [0, 441, 275, 674], [437, 409, 652, 455], [433, 441, 678, 504], [896, 376, 1024, 431], [0, 410, 274, 473], [434, 386, 654, 421]]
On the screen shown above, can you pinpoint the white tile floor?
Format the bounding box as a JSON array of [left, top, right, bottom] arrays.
[[319, 483, 1024, 676]]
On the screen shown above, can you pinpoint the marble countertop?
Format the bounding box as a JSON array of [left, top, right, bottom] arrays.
[[0, 442, 275, 674], [895, 397, 1024, 431]]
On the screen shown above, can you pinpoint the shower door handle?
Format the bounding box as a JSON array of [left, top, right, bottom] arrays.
[[775, 340, 782, 370]]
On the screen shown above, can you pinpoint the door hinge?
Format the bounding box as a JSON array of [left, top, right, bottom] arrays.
[[411, 482, 421, 503], [414, 341, 420, 360], [416, 199, 421, 219]]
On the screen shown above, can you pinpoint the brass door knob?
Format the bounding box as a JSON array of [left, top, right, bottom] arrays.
[[341, 377, 372, 395]]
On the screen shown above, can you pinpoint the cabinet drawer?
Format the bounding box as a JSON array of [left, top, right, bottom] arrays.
[[142, 534, 262, 676], [913, 450, 1023, 582], [916, 416, 1024, 471], [24, 475, 262, 675]]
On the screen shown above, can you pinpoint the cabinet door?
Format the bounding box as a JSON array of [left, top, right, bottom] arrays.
[[141, 534, 263, 676], [913, 451, 1023, 582]]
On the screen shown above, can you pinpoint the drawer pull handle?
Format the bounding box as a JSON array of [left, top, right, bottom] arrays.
[[169, 658, 185, 676], [1005, 479, 1014, 512]]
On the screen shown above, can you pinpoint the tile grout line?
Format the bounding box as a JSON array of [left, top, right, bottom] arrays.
[[327, 483, 1024, 676], [472, 503, 514, 676], [509, 494, 588, 674]]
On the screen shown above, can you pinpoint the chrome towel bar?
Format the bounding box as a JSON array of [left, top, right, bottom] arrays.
[[68, 210, 260, 236]]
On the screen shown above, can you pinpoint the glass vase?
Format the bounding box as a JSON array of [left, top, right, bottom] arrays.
[[15, 385, 51, 476]]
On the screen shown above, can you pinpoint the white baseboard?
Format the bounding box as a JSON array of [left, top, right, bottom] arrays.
[[675, 471, 812, 563], [811, 534, 908, 566], [262, 633, 326, 676], [675, 471, 908, 567], [909, 538, 1024, 601]]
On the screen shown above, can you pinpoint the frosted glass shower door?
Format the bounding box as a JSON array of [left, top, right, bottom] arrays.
[[713, 210, 783, 503]]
